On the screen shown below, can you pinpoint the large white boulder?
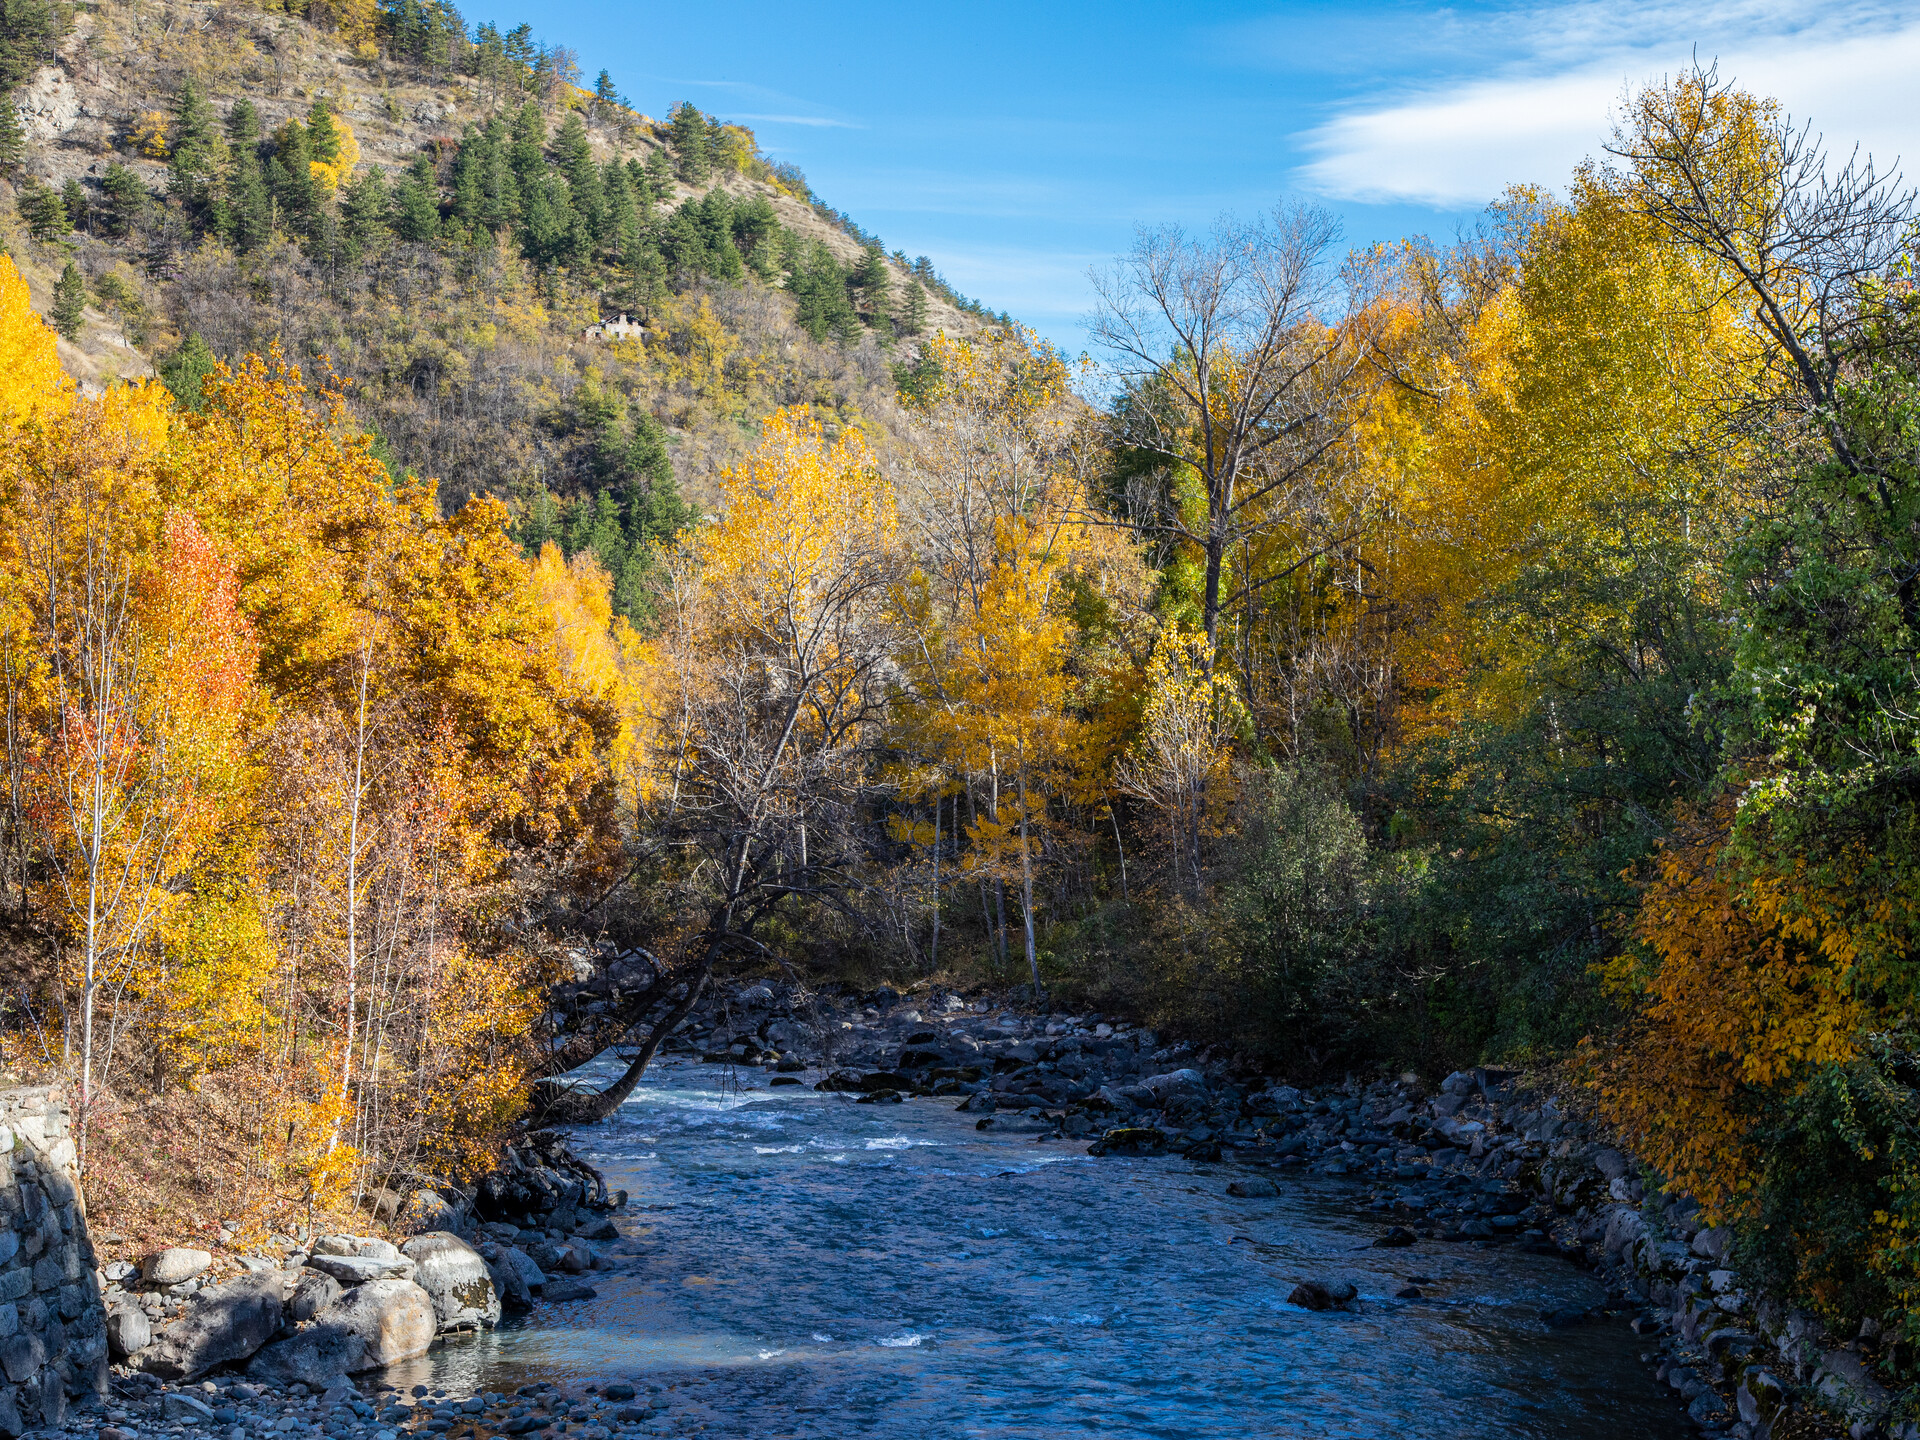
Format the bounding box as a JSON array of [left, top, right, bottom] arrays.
[[398, 1232, 500, 1332]]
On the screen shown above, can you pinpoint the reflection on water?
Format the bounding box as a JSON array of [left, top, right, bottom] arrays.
[[405, 1057, 1689, 1440]]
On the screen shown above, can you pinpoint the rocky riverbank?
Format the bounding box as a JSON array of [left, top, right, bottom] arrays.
[[51, 975, 1896, 1440], [638, 976, 1897, 1440]]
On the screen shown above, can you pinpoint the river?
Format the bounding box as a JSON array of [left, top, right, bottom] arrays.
[[388, 1056, 1691, 1440]]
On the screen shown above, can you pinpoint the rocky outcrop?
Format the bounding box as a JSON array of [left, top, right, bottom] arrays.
[[136, 1272, 285, 1381], [0, 1085, 108, 1437]]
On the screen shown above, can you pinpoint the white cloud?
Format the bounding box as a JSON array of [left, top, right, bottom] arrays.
[[1294, 3, 1920, 207], [731, 113, 861, 129]]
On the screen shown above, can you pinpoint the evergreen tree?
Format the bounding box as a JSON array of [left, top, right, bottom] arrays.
[[902, 277, 929, 335], [508, 101, 546, 189], [60, 177, 86, 233], [642, 145, 673, 202], [49, 260, 85, 339], [307, 98, 341, 165], [391, 154, 439, 242], [158, 333, 216, 410], [268, 121, 317, 235], [787, 242, 858, 344], [553, 113, 602, 238], [853, 246, 892, 331], [601, 158, 642, 264], [659, 203, 709, 277], [16, 178, 70, 242], [339, 166, 391, 260], [168, 77, 220, 211], [668, 101, 709, 186], [625, 155, 655, 218], [593, 69, 619, 112], [732, 192, 781, 275], [0, 96, 24, 175], [519, 168, 570, 265], [222, 101, 270, 252], [101, 162, 146, 236], [0, 0, 68, 95]]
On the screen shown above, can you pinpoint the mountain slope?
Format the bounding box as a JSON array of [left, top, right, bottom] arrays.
[[2, 0, 1001, 610]]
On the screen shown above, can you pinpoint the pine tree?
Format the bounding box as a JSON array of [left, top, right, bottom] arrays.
[[668, 101, 709, 186], [854, 246, 892, 331], [226, 143, 272, 252], [49, 260, 85, 339], [593, 69, 619, 112], [601, 158, 642, 264], [101, 162, 146, 236], [0, 96, 24, 175], [168, 78, 220, 210], [902, 278, 929, 335], [508, 101, 545, 189], [60, 177, 87, 234], [16, 179, 71, 242], [553, 113, 602, 238], [268, 121, 317, 234], [643, 145, 673, 202], [391, 154, 439, 242], [339, 165, 391, 260], [308, 98, 341, 165]]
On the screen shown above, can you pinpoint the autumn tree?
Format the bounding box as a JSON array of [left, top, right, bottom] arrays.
[[539, 409, 904, 1120]]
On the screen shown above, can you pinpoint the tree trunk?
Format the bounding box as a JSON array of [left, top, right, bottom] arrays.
[[529, 959, 715, 1125]]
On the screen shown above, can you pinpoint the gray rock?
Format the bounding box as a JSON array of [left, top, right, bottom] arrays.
[[161, 1394, 217, 1425], [106, 1306, 150, 1360], [140, 1273, 286, 1380], [499, 1246, 546, 1293], [326, 1278, 436, 1368], [245, 1325, 365, 1390], [304, 1253, 417, 1286], [1287, 1280, 1358, 1311], [482, 1255, 531, 1310], [1226, 1177, 1279, 1198], [400, 1189, 466, 1234], [398, 1232, 500, 1332], [1691, 1226, 1732, 1262], [286, 1268, 343, 1323], [1592, 1148, 1630, 1182], [541, 1279, 597, 1303], [143, 1248, 213, 1285], [1141, 1068, 1206, 1098]]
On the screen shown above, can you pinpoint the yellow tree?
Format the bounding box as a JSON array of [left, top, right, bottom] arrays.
[[544, 408, 903, 1120]]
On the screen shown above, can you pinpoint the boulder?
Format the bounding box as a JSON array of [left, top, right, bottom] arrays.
[[1088, 1127, 1166, 1157], [246, 1325, 365, 1390], [400, 1189, 467, 1235], [1288, 1280, 1358, 1311], [161, 1394, 216, 1425], [141, 1272, 286, 1380], [398, 1232, 500, 1332], [286, 1269, 343, 1323], [1142, 1069, 1206, 1097], [105, 1307, 150, 1361], [310, 1279, 437, 1371], [305, 1253, 418, 1286], [482, 1254, 532, 1310], [501, 1246, 548, 1292], [143, 1248, 212, 1286], [815, 1069, 866, 1093], [1226, 1177, 1280, 1198]]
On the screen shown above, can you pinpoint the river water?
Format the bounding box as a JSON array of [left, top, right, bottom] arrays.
[[393, 1057, 1690, 1440]]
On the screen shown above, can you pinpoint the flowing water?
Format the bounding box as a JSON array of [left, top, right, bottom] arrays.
[[390, 1057, 1690, 1440]]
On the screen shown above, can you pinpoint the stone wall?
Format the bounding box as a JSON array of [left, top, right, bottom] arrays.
[[0, 1086, 106, 1436]]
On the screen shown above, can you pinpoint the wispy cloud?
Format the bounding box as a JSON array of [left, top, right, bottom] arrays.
[[1290, 1, 1920, 207], [732, 113, 861, 128]]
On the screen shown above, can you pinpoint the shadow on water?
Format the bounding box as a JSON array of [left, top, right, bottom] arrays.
[[398, 1058, 1691, 1440]]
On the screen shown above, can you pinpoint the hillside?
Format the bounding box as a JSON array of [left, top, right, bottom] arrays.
[[0, 0, 1001, 612]]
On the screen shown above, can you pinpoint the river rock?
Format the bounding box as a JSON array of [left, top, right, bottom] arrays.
[[498, 1246, 547, 1294], [140, 1273, 286, 1380], [143, 1248, 212, 1285], [105, 1307, 150, 1360], [1288, 1280, 1358, 1312], [541, 1279, 597, 1303], [246, 1324, 365, 1389], [1142, 1068, 1206, 1099], [1089, 1127, 1166, 1156], [399, 1232, 500, 1332], [482, 1253, 532, 1310], [329, 1278, 437, 1367], [287, 1268, 343, 1322], [1227, 1177, 1280, 1198], [160, 1394, 215, 1425], [305, 1253, 418, 1286]]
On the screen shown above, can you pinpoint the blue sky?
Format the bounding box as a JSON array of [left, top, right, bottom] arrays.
[[467, 0, 1920, 355]]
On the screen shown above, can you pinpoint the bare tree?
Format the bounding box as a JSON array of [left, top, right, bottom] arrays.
[[1088, 204, 1375, 677], [1606, 63, 1916, 478], [535, 418, 904, 1122]]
